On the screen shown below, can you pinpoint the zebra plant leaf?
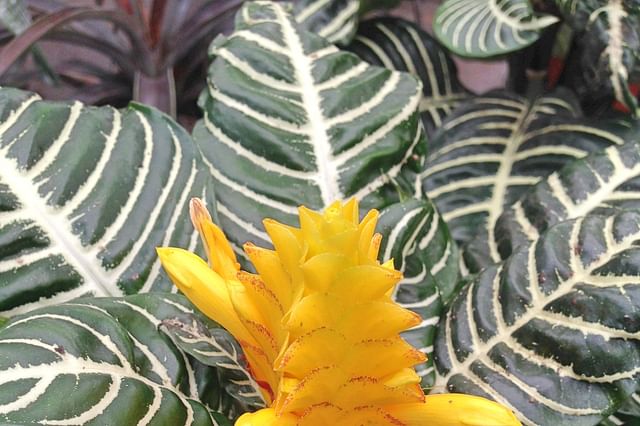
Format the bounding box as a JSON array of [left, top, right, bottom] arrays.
[[488, 137, 640, 268], [194, 1, 425, 259], [0, 87, 213, 316], [422, 90, 630, 273], [376, 198, 455, 385], [0, 294, 233, 425], [345, 17, 469, 137], [555, 0, 640, 115], [161, 316, 266, 413], [293, 0, 359, 44], [433, 0, 559, 58], [434, 211, 640, 425]]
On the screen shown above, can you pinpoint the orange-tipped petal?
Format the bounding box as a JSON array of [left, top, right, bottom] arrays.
[[385, 394, 522, 426], [189, 198, 239, 280]]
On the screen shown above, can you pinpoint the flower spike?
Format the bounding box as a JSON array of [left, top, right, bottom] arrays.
[[159, 199, 521, 426]]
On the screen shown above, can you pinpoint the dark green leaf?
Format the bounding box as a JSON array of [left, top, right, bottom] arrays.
[[293, 0, 359, 44], [377, 198, 454, 386], [0, 294, 231, 425], [0, 87, 214, 315], [422, 90, 631, 273], [491, 136, 640, 267], [345, 17, 469, 138], [194, 1, 425, 260], [434, 211, 640, 425]]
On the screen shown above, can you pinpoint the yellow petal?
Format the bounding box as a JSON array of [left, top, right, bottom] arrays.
[[275, 328, 347, 376], [357, 209, 378, 262], [189, 198, 239, 280], [333, 376, 423, 409], [338, 301, 421, 340], [330, 265, 401, 301], [296, 403, 344, 426], [281, 367, 344, 412], [237, 271, 285, 344], [156, 247, 254, 346], [382, 368, 421, 388], [300, 253, 349, 293], [244, 243, 293, 310], [228, 280, 279, 356], [385, 394, 522, 426], [341, 339, 426, 378], [235, 408, 297, 426]]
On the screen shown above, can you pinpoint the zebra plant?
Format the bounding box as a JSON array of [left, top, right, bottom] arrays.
[[2, 0, 640, 424], [0, 88, 215, 315], [432, 0, 559, 58]]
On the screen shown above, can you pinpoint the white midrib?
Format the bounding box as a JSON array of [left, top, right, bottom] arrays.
[[597, 0, 627, 102], [486, 102, 534, 262], [274, 4, 339, 205], [0, 142, 115, 297], [442, 219, 640, 383]]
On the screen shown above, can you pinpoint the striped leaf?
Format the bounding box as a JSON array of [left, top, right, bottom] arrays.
[[601, 393, 640, 425], [484, 137, 640, 269], [193, 1, 425, 260], [0, 294, 233, 425], [434, 211, 640, 425], [433, 0, 559, 58], [345, 17, 469, 137], [0, 87, 214, 316], [161, 317, 266, 413], [422, 90, 629, 273], [377, 198, 456, 385], [555, 0, 640, 115], [293, 0, 359, 44]]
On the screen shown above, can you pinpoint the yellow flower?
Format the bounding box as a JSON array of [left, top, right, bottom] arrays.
[[158, 198, 521, 426]]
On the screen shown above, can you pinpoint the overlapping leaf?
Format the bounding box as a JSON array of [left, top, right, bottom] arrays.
[[422, 90, 631, 273], [433, 0, 559, 58], [0, 87, 214, 316], [345, 17, 469, 137], [293, 0, 360, 44], [434, 211, 640, 425], [194, 1, 425, 259], [161, 317, 266, 414], [488, 138, 640, 268], [0, 294, 233, 425], [377, 198, 457, 385]]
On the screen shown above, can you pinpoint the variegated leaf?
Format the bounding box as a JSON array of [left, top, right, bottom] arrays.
[[488, 137, 640, 268], [433, 0, 559, 58], [601, 392, 640, 425], [193, 1, 425, 260], [345, 17, 469, 137], [377, 198, 456, 386], [555, 0, 640, 115], [0, 294, 231, 425], [293, 0, 359, 45], [422, 90, 629, 273], [161, 316, 266, 413], [434, 211, 640, 425], [0, 87, 214, 316]]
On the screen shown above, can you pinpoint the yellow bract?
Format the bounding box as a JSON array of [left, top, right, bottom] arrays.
[[158, 198, 521, 426]]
